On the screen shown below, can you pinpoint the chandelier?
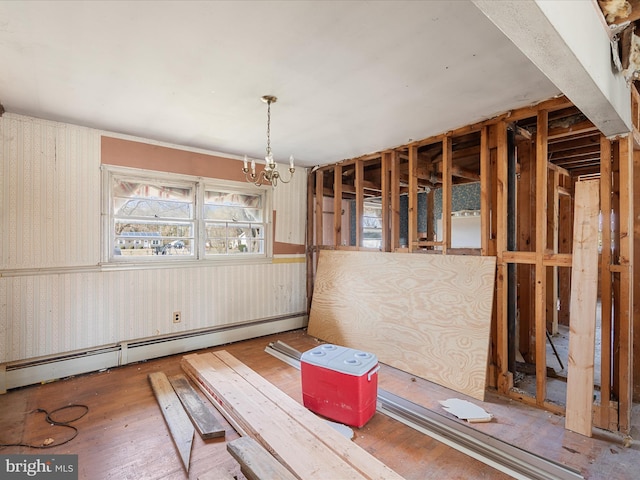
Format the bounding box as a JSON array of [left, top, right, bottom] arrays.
[[242, 95, 295, 187]]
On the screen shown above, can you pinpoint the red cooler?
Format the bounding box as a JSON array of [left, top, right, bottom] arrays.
[[300, 344, 379, 427]]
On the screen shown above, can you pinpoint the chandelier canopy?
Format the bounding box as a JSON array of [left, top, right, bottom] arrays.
[[242, 95, 294, 187]]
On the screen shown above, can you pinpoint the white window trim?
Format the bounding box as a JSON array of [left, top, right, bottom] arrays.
[[101, 165, 273, 266]]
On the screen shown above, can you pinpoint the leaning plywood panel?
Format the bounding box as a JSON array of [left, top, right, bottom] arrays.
[[565, 179, 600, 437], [308, 251, 496, 401]]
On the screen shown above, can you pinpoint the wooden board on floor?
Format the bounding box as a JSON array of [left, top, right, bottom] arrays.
[[565, 179, 600, 437], [307, 250, 496, 400], [182, 353, 368, 480], [212, 350, 403, 480], [182, 351, 402, 480], [227, 436, 297, 480], [168, 374, 226, 439], [148, 371, 195, 472]]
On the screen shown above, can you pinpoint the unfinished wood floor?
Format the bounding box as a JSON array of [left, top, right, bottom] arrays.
[[1, 329, 638, 479]]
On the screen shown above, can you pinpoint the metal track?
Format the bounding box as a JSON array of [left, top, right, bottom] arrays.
[[265, 341, 583, 480]]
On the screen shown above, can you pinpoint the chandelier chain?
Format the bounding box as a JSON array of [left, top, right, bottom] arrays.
[[266, 99, 272, 157]]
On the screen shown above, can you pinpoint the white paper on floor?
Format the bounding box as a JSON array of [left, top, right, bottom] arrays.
[[439, 398, 493, 423]]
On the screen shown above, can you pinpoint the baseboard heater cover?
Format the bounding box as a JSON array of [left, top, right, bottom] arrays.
[[265, 341, 583, 480], [1, 314, 307, 393]]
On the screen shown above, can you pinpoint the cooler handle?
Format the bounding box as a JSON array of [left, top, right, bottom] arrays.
[[367, 365, 380, 381]]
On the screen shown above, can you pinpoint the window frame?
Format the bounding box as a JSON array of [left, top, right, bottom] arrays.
[[102, 166, 272, 265]]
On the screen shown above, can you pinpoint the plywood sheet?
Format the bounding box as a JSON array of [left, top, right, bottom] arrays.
[[307, 250, 496, 401], [565, 179, 600, 437]]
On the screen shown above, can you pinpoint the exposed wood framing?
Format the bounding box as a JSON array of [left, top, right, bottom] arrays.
[[306, 93, 635, 434], [616, 134, 634, 434], [408, 145, 418, 252], [480, 126, 490, 256], [390, 151, 401, 251], [495, 122, 510, 393], [596, 136, 613, 430], [442, 136, 453, 254], [333, 165, 343, 247], [535, 110, 549, 406], [355, 160, 364, 247], [381, 153, 390, 251], [546, 168, 560, 335]]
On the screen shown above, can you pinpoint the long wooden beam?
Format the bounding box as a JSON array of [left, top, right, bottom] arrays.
[[148, 372, 194, 472]]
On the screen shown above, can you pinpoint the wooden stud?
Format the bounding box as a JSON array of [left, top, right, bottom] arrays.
[[390, 151, 401, 250], [516, 138, 534, 362], [495, 121, 509, 393], [381, 152, 390, 251], [480, 126, 490, 256], [333, 165, 343, 247], [535, 110, 549, 406], [315, 169, 323, 247], [306, 171, 316, 312], [616, 134, 634, 434], [442, 136, 453, 254], [355, 159, 364, 248], [635, 148, 640, 402], [546, 167, 560, 335], [597, 135, 613, 430], [408, 145, 418, 252]]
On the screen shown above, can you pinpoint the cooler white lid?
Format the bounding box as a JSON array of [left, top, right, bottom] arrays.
[[301, 344, 378, 376]]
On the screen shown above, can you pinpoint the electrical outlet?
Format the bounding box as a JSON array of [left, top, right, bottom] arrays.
[[173, 311, 181, 323]]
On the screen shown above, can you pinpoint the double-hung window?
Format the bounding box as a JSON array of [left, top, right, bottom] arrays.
[[105, 167, 269, 262]]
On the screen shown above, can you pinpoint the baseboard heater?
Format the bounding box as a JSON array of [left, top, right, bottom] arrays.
[[0, 314, 307, 393], [265, 341, 583, 480]]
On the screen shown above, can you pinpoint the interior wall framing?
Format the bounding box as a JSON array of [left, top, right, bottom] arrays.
[[307, 94, 637, 435]]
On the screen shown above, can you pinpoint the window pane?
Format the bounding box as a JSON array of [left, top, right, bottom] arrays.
[[205, 222, 264, 255], [114, 222, 193, 256]]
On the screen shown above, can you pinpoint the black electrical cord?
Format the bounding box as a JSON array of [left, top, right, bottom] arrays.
[[0, 404, 89, 449]]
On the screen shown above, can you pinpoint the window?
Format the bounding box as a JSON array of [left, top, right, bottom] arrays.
[[106, 168, 269, 262], [204, 190, 265, 256]]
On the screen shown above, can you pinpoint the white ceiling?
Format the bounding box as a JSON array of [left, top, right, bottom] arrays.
[[0, 0, 562, 168]]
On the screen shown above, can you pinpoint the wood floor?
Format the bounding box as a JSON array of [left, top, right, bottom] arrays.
[[1, 329, 638, 479]]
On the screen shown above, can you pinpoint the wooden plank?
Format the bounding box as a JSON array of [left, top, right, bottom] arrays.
[[535, 110, 549, 406], [390, 151, 401, 250], [616, 134, 634, 433], [333, 165, 343, 247], [495, 122, 509, 393], [408, 145, 418, 252], [227, 437, 297, 480], [315, 169, 323, 246], [480, 126, 490, 256], [355, 159, 364, 247], [168, 374, 225, 439], [442, 136, 452, 254], [565, 179, 600, 437], [597, 135, 613, 430], [634, 147, 640, 402], [213, 350, 404, 480], [308, 250, 496, 401], [381, 153, 390, 251], [182, 353, 368, 480], [148, 372, 194, 472]]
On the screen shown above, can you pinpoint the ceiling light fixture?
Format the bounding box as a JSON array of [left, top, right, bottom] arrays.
[[242, 95, 294, 187]]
